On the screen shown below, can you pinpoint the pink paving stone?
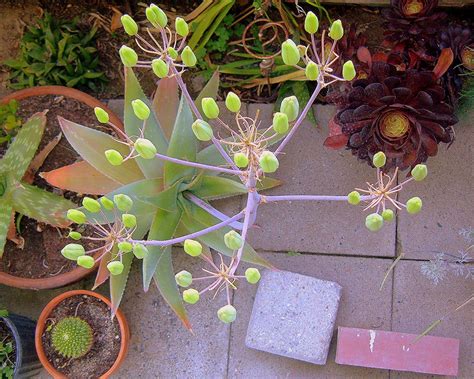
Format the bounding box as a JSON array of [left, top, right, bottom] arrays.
[[335, 327, 459, 376]]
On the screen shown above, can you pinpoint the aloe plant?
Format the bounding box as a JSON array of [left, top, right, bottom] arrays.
[[0, 112, 74, 257], [47, 5, 429, 328]]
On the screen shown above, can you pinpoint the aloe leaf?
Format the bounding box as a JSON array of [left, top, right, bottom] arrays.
[[59, 117, 144, 185], [140, 181, 180, 212], [195, 70, 220, 118], [153, 76, 179, 141], [80, 178, 164, 224], [0, 200, 13, 257], [191, 175, 246, 200], [180, 200, 273, 268], [257, 177, 282, 192], [164, 96, 197, 187], [0, 112, 46, 182], [124, 67, 167, 178], [10, 182, 74, 227], [110, 245, 134, 315], [41, 160, 121, 195], [143, 208, 182, 291]]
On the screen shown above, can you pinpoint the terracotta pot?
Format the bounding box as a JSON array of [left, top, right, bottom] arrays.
[[35, 290, 130, 379], [0, 86, 123, 290]]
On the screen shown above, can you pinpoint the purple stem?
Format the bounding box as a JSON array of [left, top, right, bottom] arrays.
[[130, 210, 245, 247], [185, 193, 244, 230], [154, 151, 241, 175], [263, 194, 375, 203], [274, 80, 323, 155]]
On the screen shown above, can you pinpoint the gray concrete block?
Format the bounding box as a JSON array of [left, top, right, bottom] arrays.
[[245, 270, 341, 365]]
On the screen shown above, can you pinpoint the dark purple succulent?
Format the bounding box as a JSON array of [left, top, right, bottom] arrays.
[[325, 61, 457, 171]]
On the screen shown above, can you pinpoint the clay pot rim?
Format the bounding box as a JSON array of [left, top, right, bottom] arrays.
[[35, 290, 130, 379], [0, 85, 123, 290]]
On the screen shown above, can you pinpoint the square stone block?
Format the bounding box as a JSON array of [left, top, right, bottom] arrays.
[[246, 269, 342, 365]]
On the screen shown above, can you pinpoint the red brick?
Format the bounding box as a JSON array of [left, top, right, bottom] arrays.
[[335, 327, 459, 376]]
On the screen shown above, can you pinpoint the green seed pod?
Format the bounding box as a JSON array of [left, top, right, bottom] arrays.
[[67, 209, 87, 224], [365, 213, 384, 232], [105, 149, 124, 166], [224, 230, 243, 250], [201, 97, 220, 119], [77, 255, 95, 269], [281, 39, 300, 66], [175, 17, 189, 37], [382, 209, 395, 222], [245, 268, 261, 284], [183, 289, 200, 304], [100, 197, 114, 211], [134, 138, 157, 159], [280, 96, 299, 122], [119, 45, 138, 67], [347, 190, 361, 205], [406, 197, 422, 214], [181, 46, 197, 67], [122, 214, 137, 229], [114, 194, 133, 212], [121, 14, 138, 36], [272, 112, 289, 134], [305, 61, 319, 81], [94, 107, 109, 123], [82, 197, 101, 213], [118, 241, 133, 253], [151, 58, 168, 78], [167, 46, 178, 60], [175, 270, 193, 288], [259, 151, 279, 173], [225, 91, 241, 113], [184, 239, 202, 257], [133, 243, 149, 259], [51, 317, 93, 359], [131, 99, 150, 120], [107, 261, 124, 276], [61, 243, 85, 261], [372, 151, 387, 168], [68, 231, 82, 240], [217, 304, 237, 323], [146, 4, 167, 28], [304, 11, 319, 34], [342, 60, 356, 81], [233, 152, 249, 168], [191, 119, 213, 141], [329, 19, 344, 41], [411, 164, 428, 181]]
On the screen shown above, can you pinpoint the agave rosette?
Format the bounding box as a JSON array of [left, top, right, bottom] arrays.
[[325, 61, 457, 170], [41, 68, 279, 327]]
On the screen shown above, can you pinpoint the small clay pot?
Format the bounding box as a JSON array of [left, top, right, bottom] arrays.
[[0, 86, 123, 290], [35, 290, 130, 379]]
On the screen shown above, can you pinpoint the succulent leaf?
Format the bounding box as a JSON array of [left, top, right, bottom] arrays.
[[109, 245, 133, 315], [195, 70, 220, 121], [141, 182, 179, 212], [0, 200, 13, 257], [152, 76, 179, 141]]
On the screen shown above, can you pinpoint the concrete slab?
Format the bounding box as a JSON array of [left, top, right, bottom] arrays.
[[115, 248, 230, 378], [397, 116, 474, 260], [246, 104, 396, 257], [246, 270, 341, 365], [228, 252, 392, 378], [392, 260, 473, 379]]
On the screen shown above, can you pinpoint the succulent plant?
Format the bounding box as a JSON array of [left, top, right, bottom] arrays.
[[51, 317, 93, 359], [45, 7, 429, 326], [325, 61, 457, 170], [0, 112, 74, 256]]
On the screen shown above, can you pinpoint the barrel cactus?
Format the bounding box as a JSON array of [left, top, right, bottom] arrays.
[[51, 317, 93, 359]]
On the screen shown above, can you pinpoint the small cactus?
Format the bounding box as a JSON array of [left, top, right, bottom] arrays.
[[51, 317, 93, 359]]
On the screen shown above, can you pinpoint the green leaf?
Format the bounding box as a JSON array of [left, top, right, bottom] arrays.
[[164, 96, 197, 186], [191, 175, 246, 200], [124, 67, 168, 178], [109, 245, 133, 314], [195, 70, 220, 118], [141, 181, 180, 212], [10, 182, 74, 227], [59, 117, 144, 185], [153, 76, 179, 141], [180, 200, 273, 268], [0, 199, 13, 257], [0, 113, 46, 182]]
